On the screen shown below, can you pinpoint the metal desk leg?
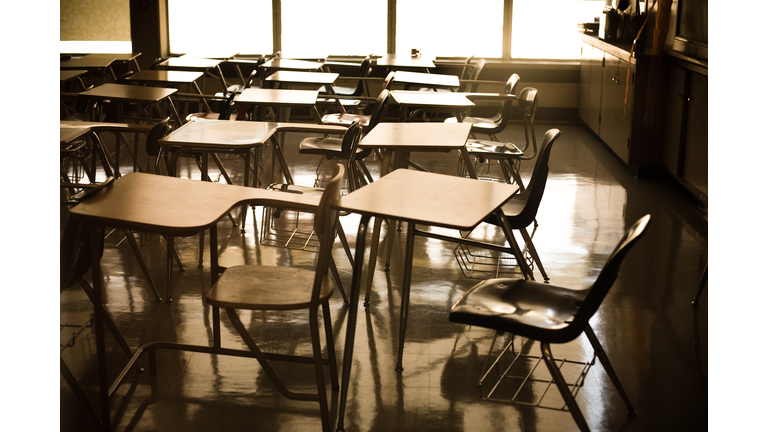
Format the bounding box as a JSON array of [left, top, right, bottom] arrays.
[[336, 214, 370, 432], [89, 223, 111, 429], [395, 222, 416, 372]]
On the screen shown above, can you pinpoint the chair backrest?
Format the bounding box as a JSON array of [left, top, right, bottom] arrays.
[[115, 70, 135, 84], [481, 73, 521, 136], [310, 164, 345, 303], [243, 67, 260, 90], [366, 89, 390, 132], [383, 71, 396, 90], [509, 128, 560, 225], [145, 117, 172, 157], [340, 120, 365, 191], [462, 58, 486, 92], [216, 91, 239, 120], [572, 214, 651, 330], [351, 57, 373, 97], [516, 87, 539, 156]]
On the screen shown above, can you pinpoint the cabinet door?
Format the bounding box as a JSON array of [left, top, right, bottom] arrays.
[[599, 52, 619, 148], [586, 46, 603, 133], [682, 72, 708, 197], [662, 64, 686, 176], [578, 43, 592, 124], [611, 57, 633, 163]]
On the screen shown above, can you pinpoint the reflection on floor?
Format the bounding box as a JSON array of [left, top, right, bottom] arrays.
[[61, 121, 708, 431]]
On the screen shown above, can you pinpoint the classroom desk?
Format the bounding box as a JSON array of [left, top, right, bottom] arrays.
[[124, 70, 211, 112], [61, 120, 156, 176], [389, 90, 475, 121], [83, 53, 142, 72], [375, 53, 435, 70], [235, 88, 322, 123], [61, 56, 117, 84], [157, 57, 229, 94], [391, 70, 460, 90], [60, 70, 88, 91], [78, 83, 183, 126], [264, 71, 342, 111], [159, 120, 348, 232], [68, 172, 324, 431], [332, 168, 525, 431], [260, 58, 325, 72]]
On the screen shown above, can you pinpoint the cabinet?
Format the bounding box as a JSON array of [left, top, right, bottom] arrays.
[[578, 38, 639, 167], [662, 62, 708, 204]]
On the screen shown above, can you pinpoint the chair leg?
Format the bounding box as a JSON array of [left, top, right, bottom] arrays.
[[61, 357, 103, 429], [541, 342, 590, 432], [310, 307, 332, 432], [329, 257, 349, 305], [321, 301, 339, 390], [518, 227, 549, 281], [583, 324, 636, 417]]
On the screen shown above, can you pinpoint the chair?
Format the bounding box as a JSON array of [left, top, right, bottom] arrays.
[[449, 214, 650, 432], [419, 58, 487, 94], [206, 165, 346, 432], [301, 90, 388, 185], [317, 57, 372, 113], [319, 87, 391, 133], [444, 73, 521, 140], [261, 121, 365, 300], [455, 128, 561, 282], [460, 87, 540, 187]]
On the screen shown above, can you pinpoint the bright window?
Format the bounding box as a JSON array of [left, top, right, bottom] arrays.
[[168, 0, 273, 55], [511, 0, 604, 60], [396, 0, 503, 58], [280, 0, 387, 58]]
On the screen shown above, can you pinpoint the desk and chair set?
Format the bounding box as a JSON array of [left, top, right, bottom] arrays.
[[60, 52, 649, 432]]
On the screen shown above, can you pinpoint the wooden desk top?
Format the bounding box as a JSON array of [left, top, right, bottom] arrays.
[[60, 120, 155, 133], [392, 71, 460, 89], [61, 57, 115, 69], [181, 51, 239, 60], [159, 120, 347, 149], [236, 88, 319, 106], [260, 59, 324, 71], [60, 127, 90, 145], [359, 122, 472, 152], [69, 172, 321, 236], [79, 83, 177, 102], [390, 90, 474, 108], [125, 70, 204, 84], [264, 71, 339, 86], [84, 53, 142, 62], [337, 169, 518, 230], [160, 57, 222, 69], [375, 54, 435, 69], [61, 70, 87, 81]]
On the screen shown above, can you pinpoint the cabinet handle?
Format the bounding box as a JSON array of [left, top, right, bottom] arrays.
[[687, 96, 693, 102]]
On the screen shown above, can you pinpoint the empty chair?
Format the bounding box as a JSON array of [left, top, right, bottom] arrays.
[[317, 56, 372, 113], [206, 165, 346, 432], [453, 128, 561, 282], [319, 87, 390, 133], [450, 214, 651, 432], [445, 73, 521, 140], [460, 87, 540, 187]]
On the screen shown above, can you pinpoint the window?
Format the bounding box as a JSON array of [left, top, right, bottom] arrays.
[[280, 0, 387, 58], [396, 0, 503, 58], [511, 0, 604, 60], [168, 0, 273, 55]]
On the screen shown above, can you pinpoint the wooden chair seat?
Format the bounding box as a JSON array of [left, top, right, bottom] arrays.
[[207, 265, 334, 310]]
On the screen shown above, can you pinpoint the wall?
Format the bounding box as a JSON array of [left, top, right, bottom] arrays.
[[60, 0, 131, 41]]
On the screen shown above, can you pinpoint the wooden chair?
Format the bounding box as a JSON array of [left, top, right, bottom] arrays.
[[206, 165, 346, 432]]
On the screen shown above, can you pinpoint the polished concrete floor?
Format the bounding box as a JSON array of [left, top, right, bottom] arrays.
[[60, 120, 708, 431]]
